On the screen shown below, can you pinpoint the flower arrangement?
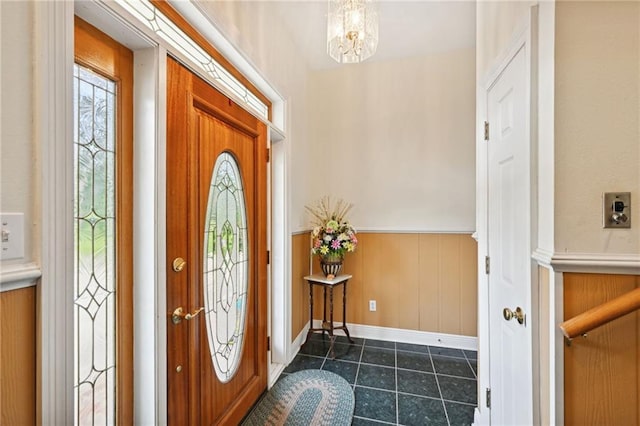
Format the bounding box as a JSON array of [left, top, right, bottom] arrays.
[[305, 196, 358, 260]]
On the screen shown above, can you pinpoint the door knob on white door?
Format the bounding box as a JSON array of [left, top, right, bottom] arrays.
[[503, 307, 525, 325]]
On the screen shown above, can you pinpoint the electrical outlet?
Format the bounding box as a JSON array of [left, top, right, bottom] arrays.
[[369, 300, 376, 311]]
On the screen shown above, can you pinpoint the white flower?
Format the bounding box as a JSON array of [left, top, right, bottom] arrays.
[[338, 233, 348, 241], [323, 234, 333, 242]]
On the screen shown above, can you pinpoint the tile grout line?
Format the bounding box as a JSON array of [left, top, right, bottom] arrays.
[[352, 415, 396, 425], [428, 345, 452, 426], [352, 338, 366, 392], [463, 350, 477, 379]]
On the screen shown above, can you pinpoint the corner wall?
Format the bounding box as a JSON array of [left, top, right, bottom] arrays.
[[308, 49, 476, 233], [0, 0, 37, 265], [554, 1, 640, 255]]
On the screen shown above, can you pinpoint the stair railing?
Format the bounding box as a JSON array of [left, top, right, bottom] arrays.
[[559, 287, 640, 344]]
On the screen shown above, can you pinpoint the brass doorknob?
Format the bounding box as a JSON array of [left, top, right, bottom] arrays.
[[171, 307, 205, 324], [172, 257, 186, 272], [503, 307, 525, 325]]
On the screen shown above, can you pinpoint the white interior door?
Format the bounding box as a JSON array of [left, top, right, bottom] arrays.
[[487, 46, 533, 425]]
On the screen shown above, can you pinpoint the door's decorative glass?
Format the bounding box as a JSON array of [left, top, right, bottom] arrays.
[[73, 64, 117, 425], [203, 152, 249, 383], [113, 0, 268, 120]]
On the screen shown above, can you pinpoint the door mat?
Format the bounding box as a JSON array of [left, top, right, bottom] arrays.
[[242, 369, 354, 425]]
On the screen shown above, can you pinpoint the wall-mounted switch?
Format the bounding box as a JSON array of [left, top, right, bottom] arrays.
[[603, 193, 631, 229], [1, 213, 25, 260]]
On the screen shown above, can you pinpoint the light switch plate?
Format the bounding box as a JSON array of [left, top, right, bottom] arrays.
[[603, 192, 631, 229], [1, 213, 25, 260]]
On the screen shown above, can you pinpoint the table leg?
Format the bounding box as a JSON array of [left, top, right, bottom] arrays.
[[304, 281, 314, 345], [323, 286, 327, 326], [329, 285, 335, 359], [343, 281, 355, 344]]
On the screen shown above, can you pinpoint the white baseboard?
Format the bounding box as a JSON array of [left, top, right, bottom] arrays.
[[269, 325, 311, 387], [291, 323, 310, 358], [473, 406, 490, 426], [268, 362, 286, 388], [311, 320, 478, 351]]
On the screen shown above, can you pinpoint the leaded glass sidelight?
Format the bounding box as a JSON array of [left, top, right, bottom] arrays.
[[73, 63, 117, 425], [203, 152, 249, 383]]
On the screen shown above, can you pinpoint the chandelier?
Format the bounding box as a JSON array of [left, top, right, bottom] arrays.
[[327, 0, 379, 64]]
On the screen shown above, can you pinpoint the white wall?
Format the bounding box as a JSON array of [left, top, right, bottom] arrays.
[[554, 1, 640, 255], [0, 1, 36, 266], [308, 49, 476, 232]]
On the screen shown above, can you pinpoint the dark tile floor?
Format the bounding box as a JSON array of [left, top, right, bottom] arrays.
[[282, 334, 477, 426]]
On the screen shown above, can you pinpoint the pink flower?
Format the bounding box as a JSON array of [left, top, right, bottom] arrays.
[[351, 235, 358, 244], [314, 239, 322, 248], [330, 239, 341, 250]]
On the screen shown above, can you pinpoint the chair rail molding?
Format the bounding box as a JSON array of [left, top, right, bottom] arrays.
[[533, 249, 640, 274], [0, 263, 41, 292]]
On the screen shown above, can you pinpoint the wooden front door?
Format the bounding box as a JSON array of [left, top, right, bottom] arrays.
[[166, 57, 268, 425]]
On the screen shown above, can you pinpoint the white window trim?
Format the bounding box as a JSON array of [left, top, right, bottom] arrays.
[[37, 1, 75, 423]]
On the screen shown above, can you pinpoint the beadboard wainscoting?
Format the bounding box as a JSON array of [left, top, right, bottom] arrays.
[[0, 286, 37, 426], [291, 232, 478, 343], [563, 273, 640, 426]]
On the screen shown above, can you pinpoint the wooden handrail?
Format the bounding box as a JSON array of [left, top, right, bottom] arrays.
[[560, 287, 640, 339]]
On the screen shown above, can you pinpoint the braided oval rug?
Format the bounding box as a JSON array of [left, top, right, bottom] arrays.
[[242, 370, 354, 426]]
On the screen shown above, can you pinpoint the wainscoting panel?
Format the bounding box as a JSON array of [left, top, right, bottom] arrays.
[[291, 233, 311, 338], [537, 266, 551, 426], [291, 232, 477, 343], [0, 286, 36, 425], [563, 273, 640, 426], [418, 234, 477, 335]]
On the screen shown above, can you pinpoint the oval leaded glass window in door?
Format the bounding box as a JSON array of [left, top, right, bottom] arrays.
[[203, 151, 249, 383]]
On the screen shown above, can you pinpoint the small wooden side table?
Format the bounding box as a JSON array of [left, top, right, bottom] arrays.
[[303, 273, 355, 359]]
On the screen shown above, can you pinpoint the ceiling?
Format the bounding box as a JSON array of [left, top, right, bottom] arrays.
[[264, 1, 476, 70]]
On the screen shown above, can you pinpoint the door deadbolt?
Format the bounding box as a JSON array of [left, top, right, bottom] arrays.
[[503, 307, 525, 325]]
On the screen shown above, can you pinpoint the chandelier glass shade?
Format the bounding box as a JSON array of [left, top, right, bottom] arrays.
[[327, 0, 379, 64]]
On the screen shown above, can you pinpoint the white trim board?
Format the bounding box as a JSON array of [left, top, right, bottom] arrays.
[[0, 263, 41, 292], [311, 320, 478, 351]]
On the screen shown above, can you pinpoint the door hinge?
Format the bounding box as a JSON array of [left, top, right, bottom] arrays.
[[266, 147, 270, 162], [486, 388, 491, 408], [485, 255, 490, 274], [484, 121, 490, 141], [267, 250, 270, 265], [267, 336, 271, 351]]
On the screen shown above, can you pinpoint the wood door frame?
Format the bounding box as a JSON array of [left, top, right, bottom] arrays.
[[475, 6, 539, 425], [40, 3, 288, 423]]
